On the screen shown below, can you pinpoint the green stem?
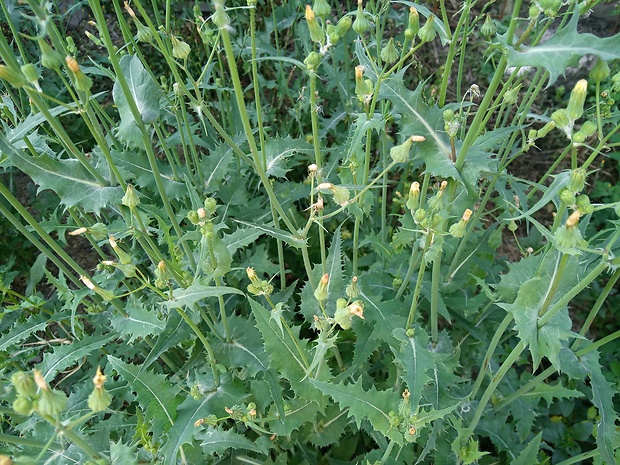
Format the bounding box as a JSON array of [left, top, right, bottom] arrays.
[[59, 425, 107, 460], [405, 238, 431, 329], [538, 253, 569, 317], [430, 254, 441, 345], [175, 307, 220, 387]]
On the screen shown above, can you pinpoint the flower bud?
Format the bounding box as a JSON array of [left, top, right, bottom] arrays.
[[570, 168, 587, 192], [390, 135, 424, 163], [12, 397, 34, 416], [121, 184, 140, 208], [575, 194, 594, 215], [80, 275, 115, 301], [345, 276, 360, 299], [314, 273, 329, 303], [404, 28, 415, 41], [330, 184, 350, 206], [354, 65, 373, 99], [66, 36, 77, 55], [20, 64, 40, 88], [567, 79, 588, 122], [0, 65, 26, 88], [381, 38, 399, 64], [335, 15, 352, 36], [449, 208, 472, 238], [539, 0, 561, 16], [352, 0, 369, 34], [33, 370, 67, 417], [155, 261, 170, 289], [38, 40, 63, 69], [212, 2, 231, 29], [553, 211, 585, 254], [313, 0, 331, 18], [11, 372, 38, 398], [65, 57, 92, 92], [580, 121, 597, 137], [134, 18, 154, 43], [188, 210, 200, 225], [590, 59, 610, 83], [572, 131, 585, 144], [418, 15, 436, 43], [334, 300, 364, 329], [559, 188, 576, 207], [304, 51, 321, 71], [408, 7, 420, 35], [204, 197, 217, 215], [88, 367, 112, 412], [503, 84, 521, 105], [406, 182, 420, 211], [306, 5, 325, 43], [171, 35, 191, 60], [428, 180, 448, 211], [551, 109, 570, 130], [480, 14, 496, 37], [538, 121, 555, 138], [413, 208, 426, 224], [508, 220, 518, 232]]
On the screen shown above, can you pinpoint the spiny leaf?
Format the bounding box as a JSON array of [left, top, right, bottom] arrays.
[[113, 55, 162, 145], [159, 376, 244, 465], [0, 134, 123, 215], [525, 381, 585, 408], [161, 281, 243, 309], [222, 226, 264, 255], [311, 377, 403, 444], [196, 427, 268, 456], [108, 356, 181, 438], [510, 432, 542, 465], [110, 297, 165, 343], [263, 135, 313, 178], [37, 334, 113, 381], [392, 328, 435, 412], [0, 315, 48, 351], [141, 310, 186, 371], [250, 298, 327, 404], [506, 10, 620, 86], [233, 219, 306, 248]]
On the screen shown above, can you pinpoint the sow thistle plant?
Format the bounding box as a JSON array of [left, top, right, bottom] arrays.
[[0, 0, 620, 464]]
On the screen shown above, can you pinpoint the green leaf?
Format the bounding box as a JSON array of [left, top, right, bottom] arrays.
[[233, 219, 306, 248], [249, 298, 325, 403], [196, 427, 268, 456], [108, 355, 181, 438], [110, 296, 165, 343], [0, 315, 48, 351], [311, 377, 403, 444], [506, 10, 620, 86], [580, 349, 618, 465], [508, 171, 570, 221], [159, 376, 244, 465], [263, 136, 313, 178], [0, 134, 123, 215], [304, 404, 350, 447], [222, 226, 264, 255], [525, 381, 585, 408], [110, 441, 138, 465], [141, 310, 186, 371], [37, 334, 113, 381], [392, 328, 435, 412], [113, 55, 162, 144], [510, 432, 542, 465], [161, 281, 243, 309]]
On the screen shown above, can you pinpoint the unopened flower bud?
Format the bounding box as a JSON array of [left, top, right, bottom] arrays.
[[212, 2, 231, 29], [427, 180, 448, 211], [590, 59, 610, 83], [65, 56, 92, 92], [0, 65, 26, 88], [413, 208, 426, 224], [575, 194, 594, 215], [20, 64, 40, 87], [480, 14, 496, 37], [569, 168, 587, 192], [559, 188, 576, 207], [406, 182, 420, 211], [171, 35, 191, 60], [11, 372, 38, 399], [567, 79, 588, 122], [335, 15, 352, 36], [408, 7, 420, 34], [304, 51, 321, 71], [188, 210, 200, 224], [554, 211, 585, 254], [390, 135, 423, 163], [352, 0, 369, 34], [572, 131, 585, 144], [38, 40, 63, 69], [88, 367, 112, 412], [580, 121, 597, 137], [551, 109, 570, 130], [134, 18, 153, 43], [306, 5, 325, 43], [121, 184, 140, 208], [380, 38, 399, 64], [312, 0, 331, 18], [12, 397, 34, 416], [345, 276, 360, 299], [314, 273, 329, 303], [503, 84, 521, 105], [418, 15, 436, 43], [80, 275, 115, 301]]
